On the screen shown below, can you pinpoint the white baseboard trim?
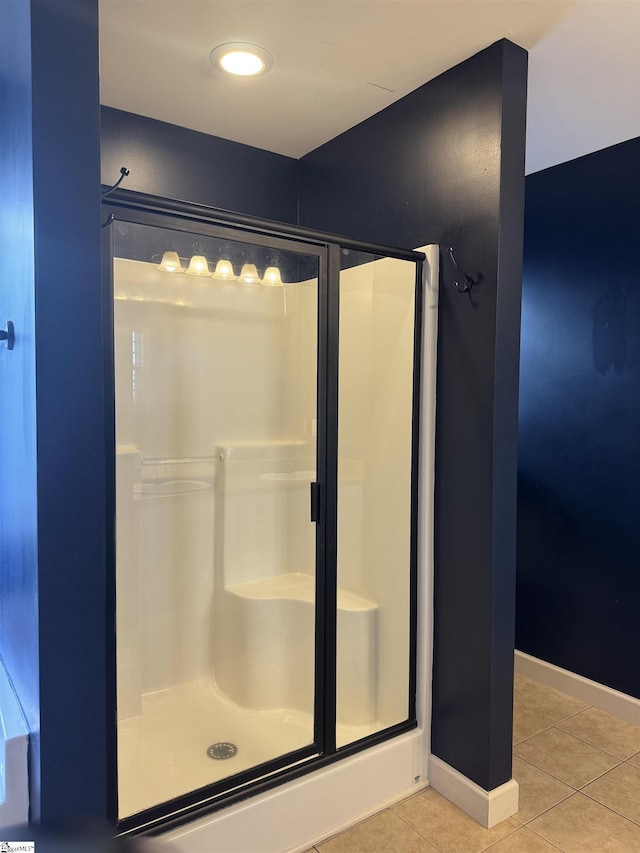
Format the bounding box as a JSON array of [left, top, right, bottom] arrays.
[[515, 651, 640, 726], [428, 755, 519, 828]]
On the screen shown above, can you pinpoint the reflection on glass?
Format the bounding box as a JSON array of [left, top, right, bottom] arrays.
[[114, 221, 319, 817], [336, 251, 416, 748]]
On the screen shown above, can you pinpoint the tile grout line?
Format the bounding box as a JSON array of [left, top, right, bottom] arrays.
[[552, 722, 627, 787], [579, 773, 640, 829], [310, 807, 394, 849], [512, 725, 626, 789], [390, 790, 525, 853], [387, 804, 450, 853], [554, 724, 640, 762], [569, 789, 640, 832], [513, 704, 593, 731], [516, 786, 576, 827], [512, 701, 593, 747], [512, 720, 554, 747], [389, 802, 449, 853], [551, 722, 626, 761], [511, 751, 575, 833], [522, 822, 566, 853]]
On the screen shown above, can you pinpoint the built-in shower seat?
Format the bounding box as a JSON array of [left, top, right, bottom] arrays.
[[216, 573, 379, 726], [213, 440, 379, 727]]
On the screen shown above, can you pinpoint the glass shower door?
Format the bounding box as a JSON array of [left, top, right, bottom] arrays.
[[335, 248, 418, 747], [111, 218, 322, 819]]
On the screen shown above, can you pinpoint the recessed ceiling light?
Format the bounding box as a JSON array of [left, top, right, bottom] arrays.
[[209, 43, 274, 77]]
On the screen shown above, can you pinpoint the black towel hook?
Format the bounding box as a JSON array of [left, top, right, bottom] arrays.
[[101, 166, 130, 199], [448, 246, 474, 294], [101, 166, 129, 228]]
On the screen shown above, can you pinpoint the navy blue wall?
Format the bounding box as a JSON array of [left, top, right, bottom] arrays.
[[101, 107, 298, 224], [0, 0, 41, 811], [32, 0, 110, 823], [517, 137, 640, 699], [0, 0, 108, 821], [299, 39, 528, 791]]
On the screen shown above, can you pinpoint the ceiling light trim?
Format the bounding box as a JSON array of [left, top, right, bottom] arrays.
[[209, 42, 274, 77]]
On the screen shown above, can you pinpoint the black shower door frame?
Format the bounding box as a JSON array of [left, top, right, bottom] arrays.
[[101, 190, 424, 837]]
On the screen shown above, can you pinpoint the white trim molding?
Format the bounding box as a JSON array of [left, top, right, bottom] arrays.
[[0, 658, 29, 828], [428, 755, 519, 828], [515, 651, 640, 726]]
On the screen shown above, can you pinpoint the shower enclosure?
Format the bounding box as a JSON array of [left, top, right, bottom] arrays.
[[103, 192, 424, 832]]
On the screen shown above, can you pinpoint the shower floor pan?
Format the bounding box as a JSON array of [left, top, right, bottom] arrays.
[[117, 679, 379, 818]]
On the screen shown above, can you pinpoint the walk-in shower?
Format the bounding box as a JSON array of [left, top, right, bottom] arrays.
[[103, 193, 426, 833]]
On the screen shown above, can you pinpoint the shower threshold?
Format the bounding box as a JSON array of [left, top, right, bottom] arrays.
[[117, 679, 380, 818]]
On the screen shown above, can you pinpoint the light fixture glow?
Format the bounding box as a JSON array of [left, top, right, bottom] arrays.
[[262, 266, 283, 287], [158, 251, 183, 273], [209, 43, 274, 77], [239, 263, 261, 284], [186, 255, 211, 276], [221, 51, 264, 76], [213, 259, 236, 280]]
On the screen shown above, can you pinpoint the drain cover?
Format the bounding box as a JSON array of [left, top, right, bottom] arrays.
[[207, 742, 238, 760]]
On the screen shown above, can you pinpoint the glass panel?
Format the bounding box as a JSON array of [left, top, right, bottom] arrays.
[[336, 249, 416, 748], [113, 220, 319, 817]]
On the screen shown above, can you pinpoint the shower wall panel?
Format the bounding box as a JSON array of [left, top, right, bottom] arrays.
[[114, 258, 304, 698]]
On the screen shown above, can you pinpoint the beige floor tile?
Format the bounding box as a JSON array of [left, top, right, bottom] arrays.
[[515, 672, 532, 688], [316, 810, 439, 853], [392, 788, 519, 853], [513, 727, 620, 789], [583, 762, 640, 825], [530, 792, 640, 852], [512, 756, 573, 823], [627, 752, 640, 770], [514, 681, 589, 726], [558, 707, 640, 760], [513, 706, 551, 745], [484, 826, 561, 851]]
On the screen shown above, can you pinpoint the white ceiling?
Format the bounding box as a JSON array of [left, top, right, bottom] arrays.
[[99, 0, 640, 174]]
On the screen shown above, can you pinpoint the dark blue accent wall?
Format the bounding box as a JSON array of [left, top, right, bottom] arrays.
[[101, 107, 299, 224], [0, 0, 108, 821], [299, 39, 528, 791], [32, 0, 109, 822], [517, 137, 640, 699], [0, 0, 40, 812]]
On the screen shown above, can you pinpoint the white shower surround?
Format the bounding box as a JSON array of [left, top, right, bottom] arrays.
[[116, 247, 438, 853], [156, 244, 439, 851]]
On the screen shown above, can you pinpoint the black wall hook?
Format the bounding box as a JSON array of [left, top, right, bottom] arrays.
[[0, 320, 15, 350], [101, 166, 130, 199], [448, 246, 474, 294]]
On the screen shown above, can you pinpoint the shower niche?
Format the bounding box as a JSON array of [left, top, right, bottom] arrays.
[[104, 193, 424, 831]]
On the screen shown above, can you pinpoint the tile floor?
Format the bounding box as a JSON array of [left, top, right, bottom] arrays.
[[305, 673, 640, 852]]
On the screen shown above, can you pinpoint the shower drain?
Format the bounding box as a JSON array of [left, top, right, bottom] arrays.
[[207, 742, 238, 760]]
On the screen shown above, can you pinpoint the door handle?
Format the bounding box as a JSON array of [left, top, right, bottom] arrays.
[[310, 481, 323, 523]]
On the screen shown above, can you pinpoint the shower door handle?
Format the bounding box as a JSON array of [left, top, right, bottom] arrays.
[[310, 481, 323, 523]]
